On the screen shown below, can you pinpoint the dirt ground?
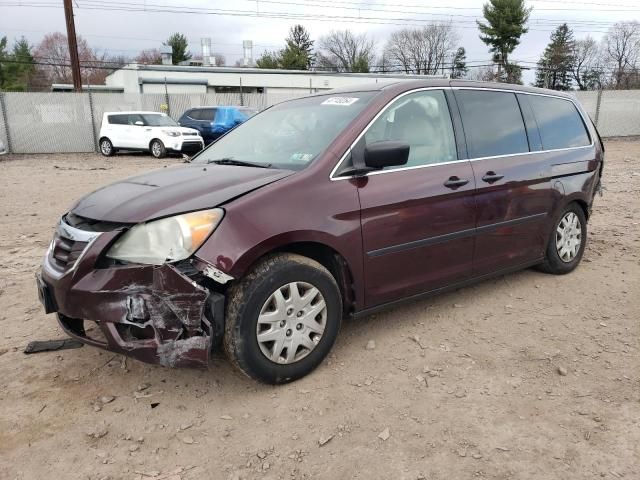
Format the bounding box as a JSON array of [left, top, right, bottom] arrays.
[[0, 143, 638, 480]]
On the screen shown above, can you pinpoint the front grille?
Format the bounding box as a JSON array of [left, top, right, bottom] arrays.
[[45, 218, 103, 276], [182, 132, 198, 136], [181, 142, 203, 154], [49, 232, 89, 273]]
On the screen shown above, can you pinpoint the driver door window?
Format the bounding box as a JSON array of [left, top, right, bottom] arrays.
[[127, 114, 144, 126], [364, 90, 457, 170]]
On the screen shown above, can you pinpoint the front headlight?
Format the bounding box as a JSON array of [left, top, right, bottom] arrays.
[[106, 208, 223, 265], [163, 130, 181, 137]]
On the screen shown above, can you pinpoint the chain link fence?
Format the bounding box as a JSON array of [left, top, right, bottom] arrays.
[[0, 91, 307, 154], [0, 89, 638, 154]]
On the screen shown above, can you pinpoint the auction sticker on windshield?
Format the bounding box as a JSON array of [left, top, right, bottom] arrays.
[[290, 153, 314, 163], [321, 97, 359, 106]]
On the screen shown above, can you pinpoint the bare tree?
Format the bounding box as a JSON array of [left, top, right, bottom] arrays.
[[571, 37, 603, 90], [466, 65, 498, 82], [384, 29, 413, 73], [83, 52, 127, 85], [33, 32, 123, 85], [602, 21, 640, 89], [383, 23, 458, 75], [316, 30, 375, 73], [135, 48, 162, 65], [373, 50, 396, 73], [212, 53, 226, 67]]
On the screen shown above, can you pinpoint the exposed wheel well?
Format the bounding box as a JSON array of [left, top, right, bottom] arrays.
[[261, 242, 356, 316], [149, 138, 163, 149], [99, 136, 110, 144], [571, 199, 590, 221]]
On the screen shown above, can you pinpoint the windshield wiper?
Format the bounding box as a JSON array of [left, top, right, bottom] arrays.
[[208, 158, 272, 168]]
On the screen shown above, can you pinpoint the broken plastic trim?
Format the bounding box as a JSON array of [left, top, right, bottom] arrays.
[[57, 263, 225, 368], [202, 264, 234, 284]]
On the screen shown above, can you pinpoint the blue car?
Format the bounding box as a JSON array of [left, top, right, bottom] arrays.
[[178, 106, 258, 145]]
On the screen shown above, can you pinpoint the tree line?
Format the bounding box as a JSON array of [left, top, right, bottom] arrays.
[[534, 21, 640, 90], [0, 0, 639, 91], [0, 32, 222, 91]]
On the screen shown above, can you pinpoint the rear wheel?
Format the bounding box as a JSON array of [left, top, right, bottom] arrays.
[[538, 203, 587, 274], [224, 253, 342, 384], [100, 138, 114, 157], [150, 139, 166, 159]]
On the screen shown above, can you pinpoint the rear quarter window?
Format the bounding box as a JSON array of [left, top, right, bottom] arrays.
[[186, 110, 201, 120], [526, 95, 591, 150], [456, 90, 530, 158], [107, 114, 127, 125], [190, 109, 216, 121]]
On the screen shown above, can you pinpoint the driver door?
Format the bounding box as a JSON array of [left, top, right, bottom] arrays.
[[125, 114, 148, 149], [356, 89, 477, 308]]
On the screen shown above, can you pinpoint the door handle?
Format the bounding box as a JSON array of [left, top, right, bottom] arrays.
[[444, 176, 469, 189], [482, 171, 504, 183]]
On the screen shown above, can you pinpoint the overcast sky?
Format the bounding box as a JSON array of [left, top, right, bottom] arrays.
[[2, 0, 640, 83]]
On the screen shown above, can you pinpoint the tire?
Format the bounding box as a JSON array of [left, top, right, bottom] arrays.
[[99, 138, 114, 157], [150, 139, 166, 159], [538, 203, 587, 274], [224, 253, 342, 384]]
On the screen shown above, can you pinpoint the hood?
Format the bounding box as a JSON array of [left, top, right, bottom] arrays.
[[148, 126, 199, 135], [70, 164, 294, 223], [176, 127, 199, 135]]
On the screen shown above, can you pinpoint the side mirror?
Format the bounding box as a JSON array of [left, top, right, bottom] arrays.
[[364, 141, 410, 169], [134, 120, 144, 126]]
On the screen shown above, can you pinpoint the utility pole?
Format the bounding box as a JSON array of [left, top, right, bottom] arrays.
[[63, 0, 82, 91]]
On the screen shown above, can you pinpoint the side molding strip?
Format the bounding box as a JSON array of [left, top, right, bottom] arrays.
[[367, 212, 548, 258]]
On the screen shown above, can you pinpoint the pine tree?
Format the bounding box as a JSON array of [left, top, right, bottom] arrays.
[[0, 37, 35, 91], [280, 25, 314, 70], [477, 0, 531, 83], [534, 24, 575, 90], [450, 47, 468, 79], [163, 33, 191, 64], [351, 54, 370, 73], [0, 37, 8, 89], [255, 51, 281, 69]]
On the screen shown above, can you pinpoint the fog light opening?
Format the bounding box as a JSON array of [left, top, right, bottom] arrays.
[[115, 323, 156, 342]]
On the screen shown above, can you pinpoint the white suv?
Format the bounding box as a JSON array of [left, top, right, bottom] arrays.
[[99, 111, 204, 158]]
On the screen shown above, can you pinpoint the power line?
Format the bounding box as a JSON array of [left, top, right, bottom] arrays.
[[65, 0, 640, 23], [244, 0, 639, 24], [2, 57, 627, 75], [27, 53, 515, 67], [0, 27, 283, 51], [0, 1, 619, 33], [247, 0, 640, 12]]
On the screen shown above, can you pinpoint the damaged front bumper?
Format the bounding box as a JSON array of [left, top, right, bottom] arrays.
[[38, 219, 225, 368]]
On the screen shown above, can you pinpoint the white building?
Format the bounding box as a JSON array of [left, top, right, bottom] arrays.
[[105, 64, 445, 95]]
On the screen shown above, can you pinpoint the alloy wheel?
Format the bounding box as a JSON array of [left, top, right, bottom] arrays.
[[151, 141, 161, 157], [556, 211, 582, 262], [101, 140, 111, 155], [256, 281, 327, 364]]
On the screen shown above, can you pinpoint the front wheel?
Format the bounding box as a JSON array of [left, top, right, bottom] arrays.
[[224, 253, 342, 384], [100, 138, 114, 157], [150, 139, 166, 159], [538, 203, 587, 274]]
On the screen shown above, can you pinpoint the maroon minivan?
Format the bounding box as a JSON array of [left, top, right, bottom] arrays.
[[37, 80, 603, 383]]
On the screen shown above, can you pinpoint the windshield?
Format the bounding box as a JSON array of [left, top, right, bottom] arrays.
[[142, 114, 178, 127], [194, 92, 377, 170]]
